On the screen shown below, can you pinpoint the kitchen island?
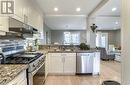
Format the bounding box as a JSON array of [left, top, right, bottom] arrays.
[[0, 65, 28, 85], [44, 50, 100, 76]]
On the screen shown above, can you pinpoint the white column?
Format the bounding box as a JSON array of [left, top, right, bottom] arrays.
[[86, 17, 96, 48], [122, 0, 130, 85]]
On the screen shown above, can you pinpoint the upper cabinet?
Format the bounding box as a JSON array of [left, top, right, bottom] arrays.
[[13, 0, 24, 22], [13, 0, 43, 31], [0, 17, 9, 32], [0, 0, 43, 36]]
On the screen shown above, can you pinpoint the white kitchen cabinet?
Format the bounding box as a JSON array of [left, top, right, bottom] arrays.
[[0, 16, 10, 36], [45, 53, 49, 78], [13, 0, 24, 22], [63, 53, 76, 74], [0, 17, 9, 33], [0, 0, 43, 32], [93, 52, 100, 75], [7, 70, 27, 85], [49, 53, 64, 74], [19, 79, 27, 85], [48, 53, 76, 75], [13, 0, 32, 23], [13, 0, 43, 31]]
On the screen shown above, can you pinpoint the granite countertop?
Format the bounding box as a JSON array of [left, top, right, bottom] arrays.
[[48, 50, 76, 53], [48, 50, 100, 53], [0, 65, 28, 85], [76, 50, 100, 53]]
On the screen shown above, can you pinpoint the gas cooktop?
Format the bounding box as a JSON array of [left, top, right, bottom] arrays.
[[4, 53, 43, 64]]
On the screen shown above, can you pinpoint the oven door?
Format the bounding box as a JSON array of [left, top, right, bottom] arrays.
[[33, 62, 45, 85], [28, 62, 45, 85]]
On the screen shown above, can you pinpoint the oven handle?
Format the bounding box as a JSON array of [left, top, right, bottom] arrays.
[[30, 62, 45, 76]]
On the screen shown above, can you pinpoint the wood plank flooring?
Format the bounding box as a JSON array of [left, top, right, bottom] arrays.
[[44, 61, 121, 85]]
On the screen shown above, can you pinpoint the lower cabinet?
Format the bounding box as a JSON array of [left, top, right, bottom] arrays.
[[19, 79, 27, 85], [48, 52, 100, 75], [49, 53, 64, 74], [7, 70, 27, 85], [48, 53, 76, 75], [45, 53, 49, 78], [63, 53, 76, 74]]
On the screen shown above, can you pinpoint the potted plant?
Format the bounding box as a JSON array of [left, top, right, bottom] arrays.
[[79, 43, 90, 50]]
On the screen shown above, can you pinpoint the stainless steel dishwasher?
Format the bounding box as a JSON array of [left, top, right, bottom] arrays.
[[76, 53, 93, 74]]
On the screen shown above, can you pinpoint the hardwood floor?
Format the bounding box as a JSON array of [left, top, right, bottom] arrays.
[[44, 61, 121, 85]]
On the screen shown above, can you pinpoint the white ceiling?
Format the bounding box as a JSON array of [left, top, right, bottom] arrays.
[[96, 17, 121, 30], [45, 15, 87, 30], [36, 0, 102, 30], [36, 0, 102, 15], [95, 0, 121, 30], [36, 0, 121, 30], [96, 0, 121, 16]]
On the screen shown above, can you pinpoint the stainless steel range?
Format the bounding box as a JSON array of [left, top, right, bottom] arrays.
[[0, 45, 46, 85]]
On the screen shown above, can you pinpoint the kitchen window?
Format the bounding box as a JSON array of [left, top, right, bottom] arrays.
[[96, 32, 108, 50], [64, 32, 80, 45]]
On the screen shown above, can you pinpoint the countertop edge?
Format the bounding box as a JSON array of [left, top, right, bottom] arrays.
[[48, 50, 100, 53], [0, 64, 28, 85]]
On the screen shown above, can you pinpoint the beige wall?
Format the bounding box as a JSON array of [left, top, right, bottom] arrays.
[[122, 0, 130, 84]]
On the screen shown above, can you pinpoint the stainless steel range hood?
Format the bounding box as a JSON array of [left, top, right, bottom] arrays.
[[0, 18, 38, 40], [0, 32, 25, 40], [9, 18, 38, 34]]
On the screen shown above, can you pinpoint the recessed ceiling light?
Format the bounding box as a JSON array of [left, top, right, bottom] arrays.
[[115, 22, 119, 25], [54, 7, 58, 11], [112, 7, 117, 11], [76, 8, 81, 12]]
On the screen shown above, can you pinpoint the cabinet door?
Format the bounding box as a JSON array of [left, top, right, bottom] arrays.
[[14, 0, 24, 21], [0, 17, 9, 32], [7, 70, 27, 85], [45, 53, 49, 78], [64, 53, 76, 74], [19, 79, 27, 85], [49, 53, 63, 74], [93, 52, 100, 75]]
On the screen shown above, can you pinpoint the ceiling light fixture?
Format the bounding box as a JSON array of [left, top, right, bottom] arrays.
[[76, 8, 81, 12], [115, 22, 119, 25], [54, 7, 58, 11], [112, 7, 117, 11]]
